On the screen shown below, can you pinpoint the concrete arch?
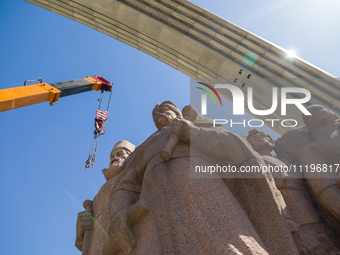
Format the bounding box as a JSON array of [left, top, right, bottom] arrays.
[[25, 0, 340, 134]]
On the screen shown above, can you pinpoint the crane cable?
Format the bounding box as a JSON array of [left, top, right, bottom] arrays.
[[85, 90, 112, 169]]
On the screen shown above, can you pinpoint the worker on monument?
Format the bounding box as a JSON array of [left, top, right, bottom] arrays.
[[102, 101, 299, 255], [247, 129, 340, 254], [75, 140, 136, 254]]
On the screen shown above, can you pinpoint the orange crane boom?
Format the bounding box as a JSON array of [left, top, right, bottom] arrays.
[[0, 75, 113, 112]]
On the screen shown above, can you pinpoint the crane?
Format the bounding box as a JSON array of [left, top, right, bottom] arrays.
[[0, 75, 113, 112], [0, 75, 114, 168]]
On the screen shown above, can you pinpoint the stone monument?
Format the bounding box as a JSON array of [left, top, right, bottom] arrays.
[[76, 140, 136, 254], [277, 105, 340, 225], [247, 129, 340, 254], [76, 102, 340, 255]]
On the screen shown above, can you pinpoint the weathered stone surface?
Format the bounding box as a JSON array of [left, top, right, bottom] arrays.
[[276, 125, 313, 164], [98, 101, 298, 255], [247, 129, 340, 254], [76, 103, 340, 255], [75, 140, 136, 254], [278, 105, 340, 229], [299, 106, 340, 227]]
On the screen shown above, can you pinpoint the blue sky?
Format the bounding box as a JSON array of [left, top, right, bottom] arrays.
[[1, 0, 340, 254]]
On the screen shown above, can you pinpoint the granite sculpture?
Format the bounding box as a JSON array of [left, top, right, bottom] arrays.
[[247, 129, 340, 254], [277, 105, 340, 227], [76, 102, 340, 255], [300, 105, 340, 223], [76, 140, 136, 254]]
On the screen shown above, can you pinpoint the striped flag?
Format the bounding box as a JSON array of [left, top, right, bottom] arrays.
[[96, 110, 108, 120]]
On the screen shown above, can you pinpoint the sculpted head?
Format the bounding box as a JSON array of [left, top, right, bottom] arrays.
[[152, 101, 182, 129], [247, 129, 275, 153], [102, 140, 136, 181], [302, 105, 338, 132]]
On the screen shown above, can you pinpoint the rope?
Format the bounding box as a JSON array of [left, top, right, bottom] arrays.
[[85, 87, 113, 169], [98, 91, 104, 110], [106, 91, 112, 111], [92, 134, 101, 161], [88, 132, 97, 155], [85, 132, 100, 169]]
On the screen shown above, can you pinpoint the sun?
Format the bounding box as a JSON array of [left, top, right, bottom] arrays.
[[286, 50, 297, 59]]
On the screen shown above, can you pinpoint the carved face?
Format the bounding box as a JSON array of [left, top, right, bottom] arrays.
[[153, 105, 178, 129], [102, 148, 130, 181], [303, 105, 338, 132], [247, 131, 275, 153]]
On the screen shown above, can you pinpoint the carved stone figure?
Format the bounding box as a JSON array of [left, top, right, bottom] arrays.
[[300, 105, 340, 223], [75, 140, 136, 254], [277, 105, 340, 234], [247, 129, 340, 254], [102, 101, 299, 255]]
